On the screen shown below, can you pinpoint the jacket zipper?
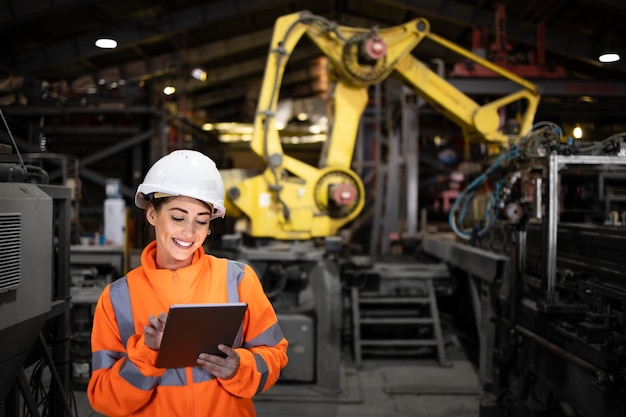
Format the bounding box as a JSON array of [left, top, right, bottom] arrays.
[[173, 270, 197, 416]]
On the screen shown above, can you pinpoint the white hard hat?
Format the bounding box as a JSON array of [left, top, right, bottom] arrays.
[[135, 150, 226, 220]]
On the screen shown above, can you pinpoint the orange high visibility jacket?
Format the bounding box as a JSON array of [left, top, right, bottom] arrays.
[[88, 241, 288, 417]]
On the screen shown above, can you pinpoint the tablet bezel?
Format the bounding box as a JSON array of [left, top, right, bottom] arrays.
[[155, 302, 248, 368]]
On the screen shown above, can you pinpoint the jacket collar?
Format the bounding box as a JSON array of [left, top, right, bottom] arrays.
[[140, 241, 209, 300]]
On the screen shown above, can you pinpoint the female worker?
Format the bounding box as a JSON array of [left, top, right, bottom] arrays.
[[87, 149, 288, 416]]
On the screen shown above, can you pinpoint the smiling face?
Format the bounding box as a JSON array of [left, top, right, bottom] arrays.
[[146, 196, 212, 270]]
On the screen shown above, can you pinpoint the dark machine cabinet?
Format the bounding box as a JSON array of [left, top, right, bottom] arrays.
[[276, 314, 315, 382], [0, 183, 73, 417], [423, 154, 626, 417]]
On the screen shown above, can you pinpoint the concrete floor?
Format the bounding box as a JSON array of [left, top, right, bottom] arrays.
[[73, 341, 483, 417]]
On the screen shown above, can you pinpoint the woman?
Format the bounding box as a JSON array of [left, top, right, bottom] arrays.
[[88, 150, 288, 416]]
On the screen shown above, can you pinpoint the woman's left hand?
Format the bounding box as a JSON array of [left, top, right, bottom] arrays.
[[197, 345, 240, 379]]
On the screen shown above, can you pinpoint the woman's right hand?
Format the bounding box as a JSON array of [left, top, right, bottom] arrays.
[[144, 312, 167, 351]]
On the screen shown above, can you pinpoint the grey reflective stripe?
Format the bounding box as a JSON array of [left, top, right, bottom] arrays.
[[226, 260, 244, 302], [161, 368, 189, 386], [243, 322, 284, 348], [254, 353, 270, 394], [109, 277, 134, 347], [227, 260, 244, 349], [92, 350, 124, 371], [108, 277, 165, 389], [120, 358, 159, 390], [192, 366, 215, 383], [226, 260, 277, 394], [104, 260, 251, 388]]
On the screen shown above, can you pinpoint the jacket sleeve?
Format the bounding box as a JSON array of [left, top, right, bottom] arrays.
[[218, 264, 288, 398], [87, 285, 166, 417]]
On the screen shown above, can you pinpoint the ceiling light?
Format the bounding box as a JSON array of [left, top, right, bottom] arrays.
[[598, 52, 620, 63], [163, 85, 176, 95], [191, 68, 207, 81], [308, 125, 322, 134], [573, 125, 583, 139], [95, 38, 117, 49]]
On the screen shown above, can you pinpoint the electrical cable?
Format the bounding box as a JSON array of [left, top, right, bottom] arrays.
[[259, 13, 348, 221], [448, 122, 563, 240], [23, 360, 79, 417]]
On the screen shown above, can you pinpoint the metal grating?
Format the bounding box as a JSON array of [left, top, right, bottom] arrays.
[[0, 213, 21, 293]]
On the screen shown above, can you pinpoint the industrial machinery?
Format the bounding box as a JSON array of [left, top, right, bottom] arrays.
[[0, 148, 73, 416], [423, 125, 626, 416], [225, 10, 540, 241], [220, 10, 541, 393]]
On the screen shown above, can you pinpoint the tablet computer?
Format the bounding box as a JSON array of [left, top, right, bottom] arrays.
[[155, 302, 248, 368]]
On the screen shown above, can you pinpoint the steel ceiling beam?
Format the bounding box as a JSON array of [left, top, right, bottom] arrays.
[[165, 46, 322, 96], [8, 0, 283, 73], [66, 26, 275, 88], [0, 0, 79, 23], [192, 57, 326, 109], [449, 78, 626, 97], [376, 0, 626, 72]]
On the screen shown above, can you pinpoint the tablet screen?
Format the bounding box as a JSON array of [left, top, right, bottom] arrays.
[[155, 302, 248, 368]]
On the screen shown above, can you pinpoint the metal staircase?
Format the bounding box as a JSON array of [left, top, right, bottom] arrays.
[[350, 261, 450, 367]]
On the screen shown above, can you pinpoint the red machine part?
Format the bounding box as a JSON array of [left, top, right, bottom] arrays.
[[363, 37, 387, 60], [452, 3, 566, 78], [331, 182, 358, 206]]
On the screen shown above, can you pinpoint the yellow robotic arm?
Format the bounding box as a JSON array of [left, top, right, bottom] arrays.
[[224, 11, 540, 241]]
